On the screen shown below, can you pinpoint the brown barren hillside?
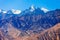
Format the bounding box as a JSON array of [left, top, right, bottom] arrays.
[[0, 23, 60, 40], [14, 23, 60, 40], [21, 23, 60, 40], [38, 23, 60, 40]]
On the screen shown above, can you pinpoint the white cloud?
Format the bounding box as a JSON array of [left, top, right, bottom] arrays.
[[12, 9, 21, 14], [41, 7, 49, 13]]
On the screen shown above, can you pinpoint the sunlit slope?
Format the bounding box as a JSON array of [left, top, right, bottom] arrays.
[[16, 23, 60, 40], [14, 23, 60, 40], [37, 23, 60, 40], [0, 16, 60, 40], [25, 23, 60, 40]]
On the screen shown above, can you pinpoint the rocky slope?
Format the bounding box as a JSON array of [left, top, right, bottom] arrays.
[[0, 23, 60, 40], [0, 8, 60, 40]]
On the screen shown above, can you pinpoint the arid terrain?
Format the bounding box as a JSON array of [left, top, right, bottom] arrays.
[[0, 23, 60, 40]]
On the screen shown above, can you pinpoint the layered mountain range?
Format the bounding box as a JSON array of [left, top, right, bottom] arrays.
[[0, 7, 60, 40]]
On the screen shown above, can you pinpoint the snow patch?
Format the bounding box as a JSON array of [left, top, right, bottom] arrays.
[[30, 5, 35, 12], [0, 9, 2, 12], [12, 9, 21, 14], [41, 7, 49, 13], [3, 10, 7, 13]]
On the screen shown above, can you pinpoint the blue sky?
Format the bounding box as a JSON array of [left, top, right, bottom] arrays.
[[0, 0, 60, 11]]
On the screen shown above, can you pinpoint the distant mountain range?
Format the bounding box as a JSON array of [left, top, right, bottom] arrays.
[[0, 7, 60, 40]]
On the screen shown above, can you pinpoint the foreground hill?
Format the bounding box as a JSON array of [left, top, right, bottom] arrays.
[[20, 23, 60, 40], [0, 23, 60, 40]]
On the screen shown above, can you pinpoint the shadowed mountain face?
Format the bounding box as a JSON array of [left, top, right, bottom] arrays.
[[0, 8, 60, 40]]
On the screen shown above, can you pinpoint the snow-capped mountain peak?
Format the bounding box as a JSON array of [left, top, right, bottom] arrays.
[[11, 9, 21, 14], [0, 9, 2, 13], [2, 10, 7, 14], [30, 5, 35, 12], [41, 7, 49, 13], [0, 9, 7, 14]]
